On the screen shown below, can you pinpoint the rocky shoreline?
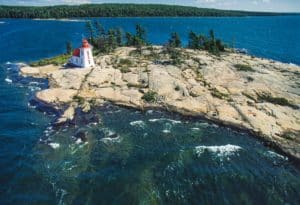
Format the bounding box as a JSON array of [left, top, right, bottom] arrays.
[[20, 46, 300, 161]]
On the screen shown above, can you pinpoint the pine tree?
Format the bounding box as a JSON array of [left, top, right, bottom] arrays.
[[116, 28, 123, 46], [66, 41, 72, 55], [85, 21, 95, 43], [188, 31, 198, 49], [168, 32, 181, 48]]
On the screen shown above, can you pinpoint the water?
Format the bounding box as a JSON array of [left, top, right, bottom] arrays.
[[0, 16, 300, 205]]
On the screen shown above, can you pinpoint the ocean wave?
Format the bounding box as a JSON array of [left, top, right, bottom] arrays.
[[4, 78, 12, 83], [49, 142, 60, 149], [191, 127, 200, 131], [33, 18, 87, 22], [266, 151, 288, 160], [195, 144, 242, 158], [100, 135, 121, 144], [130, 120, 146, 128], [148, 118, 182, 124]]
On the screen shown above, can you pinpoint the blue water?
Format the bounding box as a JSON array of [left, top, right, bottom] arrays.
[[0, 16, 300, 205]]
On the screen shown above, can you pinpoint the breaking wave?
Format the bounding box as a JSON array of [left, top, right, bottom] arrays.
[[195, 144, 242, 158]]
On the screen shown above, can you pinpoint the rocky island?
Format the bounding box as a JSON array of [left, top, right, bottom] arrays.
[[19, 45, 300, 162]]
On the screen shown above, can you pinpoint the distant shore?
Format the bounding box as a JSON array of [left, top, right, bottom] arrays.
[[1, 4, 298, 19]]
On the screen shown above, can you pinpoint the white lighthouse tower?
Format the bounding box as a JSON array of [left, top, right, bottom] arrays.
[[68, 39, 95, 68]]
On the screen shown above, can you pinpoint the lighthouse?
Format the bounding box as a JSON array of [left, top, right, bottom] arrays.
[[68, 39, 95, 68]]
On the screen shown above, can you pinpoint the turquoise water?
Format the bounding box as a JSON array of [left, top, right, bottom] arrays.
[[0, 16, 300, 204]]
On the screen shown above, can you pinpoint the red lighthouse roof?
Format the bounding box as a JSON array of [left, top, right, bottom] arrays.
[[82, 39, 90, 48]]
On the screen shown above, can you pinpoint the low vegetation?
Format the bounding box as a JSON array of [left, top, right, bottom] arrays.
[[234, 64, 255, 72], [30, 54, 71, 67], [142, 91, 158, 103], [257, 92, 298, 109], [73, 95, 85, 105], [188, 30, 225, 55], [210, 87, 231, 101]]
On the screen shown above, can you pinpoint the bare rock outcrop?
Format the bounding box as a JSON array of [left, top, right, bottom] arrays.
[[21, 46, 300, 161]]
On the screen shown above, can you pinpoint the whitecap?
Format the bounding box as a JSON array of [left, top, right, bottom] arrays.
[[149, 118, 160, 122], [49, 143, 60, 149], [100, 135, 121, 144], [191, 127, 200, 131], [266, 151, 287, 160], [168, 119, 182, 124], [130, 120, 146, 128], [195, 144, 242, 158], [5, 78, 12, 83], [146, 110, 154, 114], [162, 129, 171, 133], [148, 118, 182, 124]]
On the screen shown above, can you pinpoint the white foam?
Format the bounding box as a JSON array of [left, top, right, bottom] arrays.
[[162, 129, 171, 133], [149, 118, 160, 122], [130, 120, 146, 128], [266, 151, 287, 160], [149, 118, 182, 124], [146, 110, 154, 114], [5, 78, 12, 83], [100, 135, 121, 144], [195, 144, 242, 157], [191, 127, 200, 131], [49, 143, 60, 149], [33, 18, 87, 22]]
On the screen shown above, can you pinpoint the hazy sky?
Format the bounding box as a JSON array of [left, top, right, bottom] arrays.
[[1, 0, 299, 12]]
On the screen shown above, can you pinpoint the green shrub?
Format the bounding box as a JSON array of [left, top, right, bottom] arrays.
[[142, 91, 158, 103], [175, 85, 180, 91], [234, 64, 255, 72], [73, 95, 85, 105], [127, 83, 148, 89], [120, 67, 131, 73], [119, 58, 133, 66], [257, 92, 298, 109], [210, 88, 231, 100], [30, 54, 71, 67], [247, 76, 254, 82]]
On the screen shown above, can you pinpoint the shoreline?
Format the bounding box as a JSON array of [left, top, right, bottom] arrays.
[[20, 46, 300, 162]]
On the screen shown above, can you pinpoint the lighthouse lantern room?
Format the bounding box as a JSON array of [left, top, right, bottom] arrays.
[[68, 39, 95, 68]]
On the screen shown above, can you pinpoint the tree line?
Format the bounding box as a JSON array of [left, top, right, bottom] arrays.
[[68, 21, 226, 59], [0, 4, 283, 19]]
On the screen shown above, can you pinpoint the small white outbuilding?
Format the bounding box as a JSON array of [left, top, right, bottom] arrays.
[[68, 39, 95, 68]]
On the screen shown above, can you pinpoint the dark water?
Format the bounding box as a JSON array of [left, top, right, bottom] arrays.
[[0, 16, 300, 205]]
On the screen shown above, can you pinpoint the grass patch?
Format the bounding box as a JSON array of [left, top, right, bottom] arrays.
[[257, 92, 298, 109], [117, 58, 133, 73], [246, 76, 254, 82], [127, 83, 148, 89], [242, 92, 257, 102], [120, 67, 131, 73], [281, 130, 299, 141], [210, 87, 231, 100], [30, 54, 71, 67], [234, 64, 255, 72], [73, 95, 85, 105], [142, 91, 158, 103], [119, 58, 133, 67]]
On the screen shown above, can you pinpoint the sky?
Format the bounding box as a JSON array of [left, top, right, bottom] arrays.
[[0, 0, 299, 12]]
